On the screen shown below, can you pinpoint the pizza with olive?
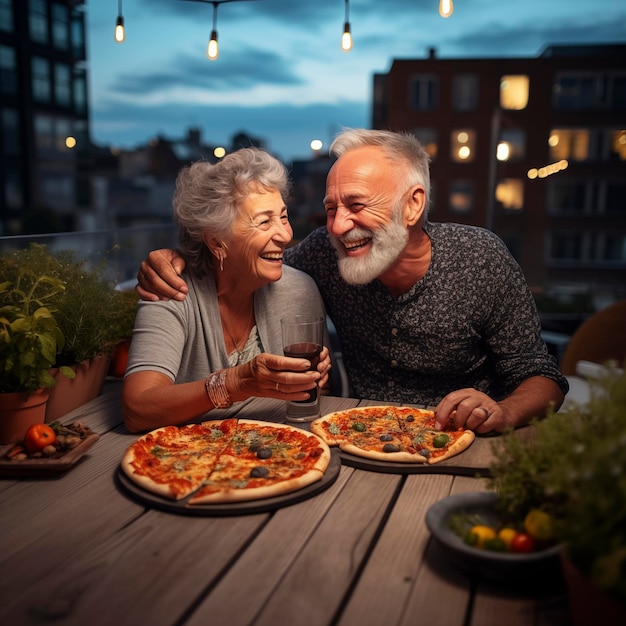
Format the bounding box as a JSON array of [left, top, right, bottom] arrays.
[[121, 418, 331, 504], [310, 406, 475, 465]]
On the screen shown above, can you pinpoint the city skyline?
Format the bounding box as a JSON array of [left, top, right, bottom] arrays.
[[87, 0, 626, 163]]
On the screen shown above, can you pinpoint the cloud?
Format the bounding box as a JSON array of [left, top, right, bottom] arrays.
[[109, 47, 304, 95]]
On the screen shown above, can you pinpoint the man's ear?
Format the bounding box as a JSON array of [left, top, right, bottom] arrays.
[[405, 185, 426, 227]]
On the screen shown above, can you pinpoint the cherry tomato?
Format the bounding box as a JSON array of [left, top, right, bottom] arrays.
[[23, 424, 57, 453], [510, 532, 536, 553]]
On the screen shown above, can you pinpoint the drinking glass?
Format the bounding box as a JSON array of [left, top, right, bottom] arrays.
[[281, 315, 325, 422]]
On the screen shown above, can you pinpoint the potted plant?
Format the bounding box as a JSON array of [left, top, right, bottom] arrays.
[[0, 271, 74, 443], [487, 364, 626, 623], [0, 244, 131, 420]]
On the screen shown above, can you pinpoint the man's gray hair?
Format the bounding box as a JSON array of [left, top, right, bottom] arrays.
[[330, 128, 431, 213]]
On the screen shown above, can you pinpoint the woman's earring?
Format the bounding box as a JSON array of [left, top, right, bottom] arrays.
[[219, 254, 224, 271]]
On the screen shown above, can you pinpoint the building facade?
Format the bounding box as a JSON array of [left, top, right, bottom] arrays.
[[372, 44, 626, 306], [0, 0, 90, 235]]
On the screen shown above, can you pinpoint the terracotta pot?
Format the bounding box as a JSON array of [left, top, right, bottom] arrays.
[[45, 354, 111, 422], [0, 389, 49, 444], [561, 552, 626, 626]]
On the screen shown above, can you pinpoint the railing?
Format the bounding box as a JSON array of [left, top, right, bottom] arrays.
[[0, 224, 179, 285]]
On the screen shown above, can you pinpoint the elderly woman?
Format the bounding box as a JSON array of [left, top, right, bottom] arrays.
[[122, 148, 330, 432]]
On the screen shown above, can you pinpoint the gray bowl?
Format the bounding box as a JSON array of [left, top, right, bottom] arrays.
[[425, 491, 563, 582]]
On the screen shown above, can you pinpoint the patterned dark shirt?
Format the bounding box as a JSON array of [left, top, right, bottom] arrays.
[[284, 221, 568, 405]]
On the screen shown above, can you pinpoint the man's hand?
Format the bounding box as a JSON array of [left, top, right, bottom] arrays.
[[434, 388, 510, 434], [434, 377, 564, 434], [136, 249, 188, 301]]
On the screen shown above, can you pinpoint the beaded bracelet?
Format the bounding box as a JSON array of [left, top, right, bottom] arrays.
[[205, 370, 233, 409]]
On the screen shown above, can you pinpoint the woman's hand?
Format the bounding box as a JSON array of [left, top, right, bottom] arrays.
[[317, 346, 332, 395], [227, 353, 323, 402]]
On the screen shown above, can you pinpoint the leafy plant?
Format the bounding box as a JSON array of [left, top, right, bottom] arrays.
[[0, 244, 131, 366], [0, 271, 74, 394], [488, 365, 626, 604]]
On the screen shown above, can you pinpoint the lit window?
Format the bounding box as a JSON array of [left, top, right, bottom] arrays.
[[500, 75, 529, 110], [496, 179, 524, 211], [497, 129, 526, 162], [549, 129, 590, 161], [412, 128, 437, 159], [451, 129, 476, 163], [449, 180, 473, 214], [410, 75, 438, 110], [452, 74, 478, 111]]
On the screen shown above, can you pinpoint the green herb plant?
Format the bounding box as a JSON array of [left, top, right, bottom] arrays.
[[487, 365, 626, 604], [1, 244, 131, 367], [0, 269, 74, 394]]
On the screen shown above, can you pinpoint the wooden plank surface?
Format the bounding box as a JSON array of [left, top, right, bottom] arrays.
[[187, 465, 356, 626], [253, 469, 403, 626]]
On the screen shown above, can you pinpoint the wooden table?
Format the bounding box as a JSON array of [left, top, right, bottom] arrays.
[[0, 382, 570, 626]]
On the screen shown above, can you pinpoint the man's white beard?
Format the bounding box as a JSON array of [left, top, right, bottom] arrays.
[[331, 216, 409, 285]]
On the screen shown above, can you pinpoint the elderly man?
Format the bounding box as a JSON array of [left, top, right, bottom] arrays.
[[136, 129, 567, 434]]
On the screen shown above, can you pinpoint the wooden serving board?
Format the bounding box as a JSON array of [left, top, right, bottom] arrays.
[[0, 432, 100, 477]]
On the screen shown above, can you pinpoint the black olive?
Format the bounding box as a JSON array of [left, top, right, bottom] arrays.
[[420, 448, 431, 458], [256, 447, 272, 459], [406, 415, 415, 422], [382, 443, 401, 453], [380, 434, 394, 442], [248, 440, 261, 452], [250, 466, 269, 478]]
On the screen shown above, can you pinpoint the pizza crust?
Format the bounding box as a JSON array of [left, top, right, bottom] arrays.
[[122, 418, 332, 505], [311, 406, 475, 466]]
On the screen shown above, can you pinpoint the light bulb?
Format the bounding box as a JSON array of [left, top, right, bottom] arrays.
[[341, 23, 352, 52], [439, 0, 454, 18], [114, 16, 125, 43], [207, 30, 219, 60]]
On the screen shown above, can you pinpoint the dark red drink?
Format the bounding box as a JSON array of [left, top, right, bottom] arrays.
[[284, 342, 322, 402]]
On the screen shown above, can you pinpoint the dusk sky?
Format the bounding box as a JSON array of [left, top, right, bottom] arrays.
[[86, 0, 626, 163]]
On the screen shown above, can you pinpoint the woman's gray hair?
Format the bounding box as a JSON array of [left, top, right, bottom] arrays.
[[330, 128, 431, 214], [173, 147, 291, 277]]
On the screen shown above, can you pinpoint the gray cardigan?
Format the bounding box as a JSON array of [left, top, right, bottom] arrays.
[[126, 265, 327, 383]]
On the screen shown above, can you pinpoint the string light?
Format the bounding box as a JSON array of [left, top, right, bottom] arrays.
[[207, 3, 219, 60], [180, 0, 261, 61], [439, 0, 454, 19], [114, 0, 125, 43], [341, 0, 353, 52]]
